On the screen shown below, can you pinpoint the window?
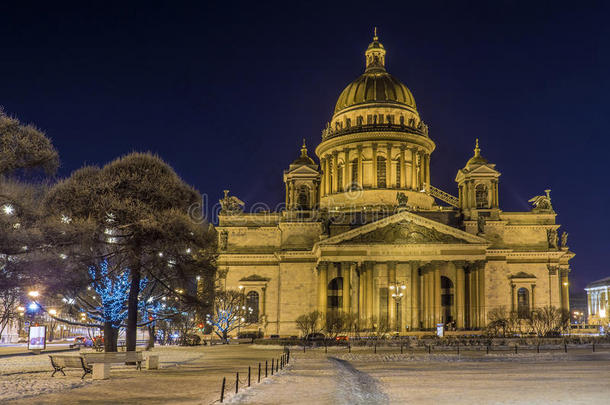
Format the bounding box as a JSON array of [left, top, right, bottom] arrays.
[[395, 161, 401, 188], [441, 276, 454, 323], [517, 288, 529, 318], [377, 156, 386, 188], [357, 116, 363, 126], [246, 291, 259, 323], [367, 115, 373, 124], [386, 115, 393, 124], [337, 164, 343, 191], [297, 185, 309, 209], [476, 184, 489, 208], [327, 277, 343, 310], [351, 159, 358, 189], [399, 115, 405, 125]]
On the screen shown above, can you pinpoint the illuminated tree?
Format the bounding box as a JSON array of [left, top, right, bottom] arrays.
[[206, 290, 253, 343], [45, 152, 215, 352]]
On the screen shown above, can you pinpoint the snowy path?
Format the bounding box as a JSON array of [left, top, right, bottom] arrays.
[[329, 357, 389, 405], [229, 353, 389, 404]]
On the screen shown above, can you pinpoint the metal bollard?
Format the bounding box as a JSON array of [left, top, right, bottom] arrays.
[[265, 360, 268, 377], [564, 343, 567, 353], [457, 344, 460, 355], [271, 359, 274, 375], [220, 377, 226, 403], [276, 358, 279, 372], [537, 344, 540, 353], [325, 343, 328, 354], [348, 343, 351, 353], [486, 345, 490, 355], [593, 343, 595, 353], [258, 363, 261, 383], [428, 345, 431, 354], [303, 345, 306, 353], [515, 345, 518, 354], [248, 366, 251, 387], [401, 344, 403, 354], [235, 372, 239, 394], [374, 343, 377, 354]]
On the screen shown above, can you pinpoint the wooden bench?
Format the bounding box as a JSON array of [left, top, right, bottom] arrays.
[[49, 355, 92, 379], [82, 351, 143, 370]]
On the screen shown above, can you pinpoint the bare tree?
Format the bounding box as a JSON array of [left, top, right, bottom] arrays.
[[295, 310, 323, 338]]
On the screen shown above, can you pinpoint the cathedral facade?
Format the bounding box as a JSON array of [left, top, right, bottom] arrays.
[[216, 34, 574, 336]]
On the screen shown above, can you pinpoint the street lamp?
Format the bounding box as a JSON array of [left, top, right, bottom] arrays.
[[388, 281, 407, 332]]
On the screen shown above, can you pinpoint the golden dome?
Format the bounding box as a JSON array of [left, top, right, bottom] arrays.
[[334, 31, 416, 114], [291, 139, 316, 166], [334, 72, 416, 113], [466, 139, 488, 166]]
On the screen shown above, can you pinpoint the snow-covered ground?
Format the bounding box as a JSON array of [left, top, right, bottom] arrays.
[[229, 350, 610, 404], [0, 346, 204, 402]]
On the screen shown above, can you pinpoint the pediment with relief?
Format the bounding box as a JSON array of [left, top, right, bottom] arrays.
[[315, 211, 488, 248], [341, 219, 470, 245]]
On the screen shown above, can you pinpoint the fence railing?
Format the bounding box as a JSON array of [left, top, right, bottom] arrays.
[[214, 347, 290, 404]]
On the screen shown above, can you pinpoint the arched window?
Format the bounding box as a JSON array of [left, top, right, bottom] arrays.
[[356, 116, 363, 126], [337, 164, 344, 191], [476, 184, 489, 208], [246, 291, 259, 323], [297, 185, 309, 209], [441, 276, 454, 324], [517, 288, 530, 318], [327, 277, 343, 311], [377, 156, 386, 188], [399, 115, 405, 125]]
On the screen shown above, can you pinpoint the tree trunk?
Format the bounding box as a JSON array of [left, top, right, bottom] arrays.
[[126, 266, 140, 353], [104, 322, 118, 352], [146, 324, 155, 350]]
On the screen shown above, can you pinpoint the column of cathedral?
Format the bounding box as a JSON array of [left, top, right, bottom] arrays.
[[399, 146, 406, 189], [316, 260, 482, 331], [341, 148, 352, 191], [357, 146, 363, 187], [386, 144, 392, 188], [410, 148, 418, 190], [331, 151, 338, 194]]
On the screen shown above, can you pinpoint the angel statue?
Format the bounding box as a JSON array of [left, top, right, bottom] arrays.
[[561, 232, 568, 248], [219, 190, 245, 215], [528, 189, 554, 212]]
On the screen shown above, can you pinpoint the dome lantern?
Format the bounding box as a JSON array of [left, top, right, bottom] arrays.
[[365, 27, 386, 72]]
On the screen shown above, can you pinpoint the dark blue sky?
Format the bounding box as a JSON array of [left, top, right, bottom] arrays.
[[1, 1, 608, 291]]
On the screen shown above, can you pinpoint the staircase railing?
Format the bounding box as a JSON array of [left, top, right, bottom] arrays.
[[428, 185, 459, 207]]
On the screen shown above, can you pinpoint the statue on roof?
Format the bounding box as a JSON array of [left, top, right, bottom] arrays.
[[220, 190, 244, 215], [528, 189, 554, 212]]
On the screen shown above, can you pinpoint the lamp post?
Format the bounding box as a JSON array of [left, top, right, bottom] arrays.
[[388, 281, 407, 332]]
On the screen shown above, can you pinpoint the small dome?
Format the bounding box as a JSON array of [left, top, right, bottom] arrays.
[[291, 139, 315, 165], [466, 139, 488, 166], [334, 72, 416, 113]]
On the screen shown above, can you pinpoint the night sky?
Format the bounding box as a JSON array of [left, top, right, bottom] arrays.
[[1, 1, 608, 292]]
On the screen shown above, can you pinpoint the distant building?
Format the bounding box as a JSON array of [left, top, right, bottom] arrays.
[[217, 32, 575, 336], [585, 277, 609, 325]]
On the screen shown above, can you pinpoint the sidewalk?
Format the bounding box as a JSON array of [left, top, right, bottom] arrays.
[[6, 345, 285, 405]]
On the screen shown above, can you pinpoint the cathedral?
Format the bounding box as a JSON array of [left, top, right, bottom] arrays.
[[216, 33, 574, 336]]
